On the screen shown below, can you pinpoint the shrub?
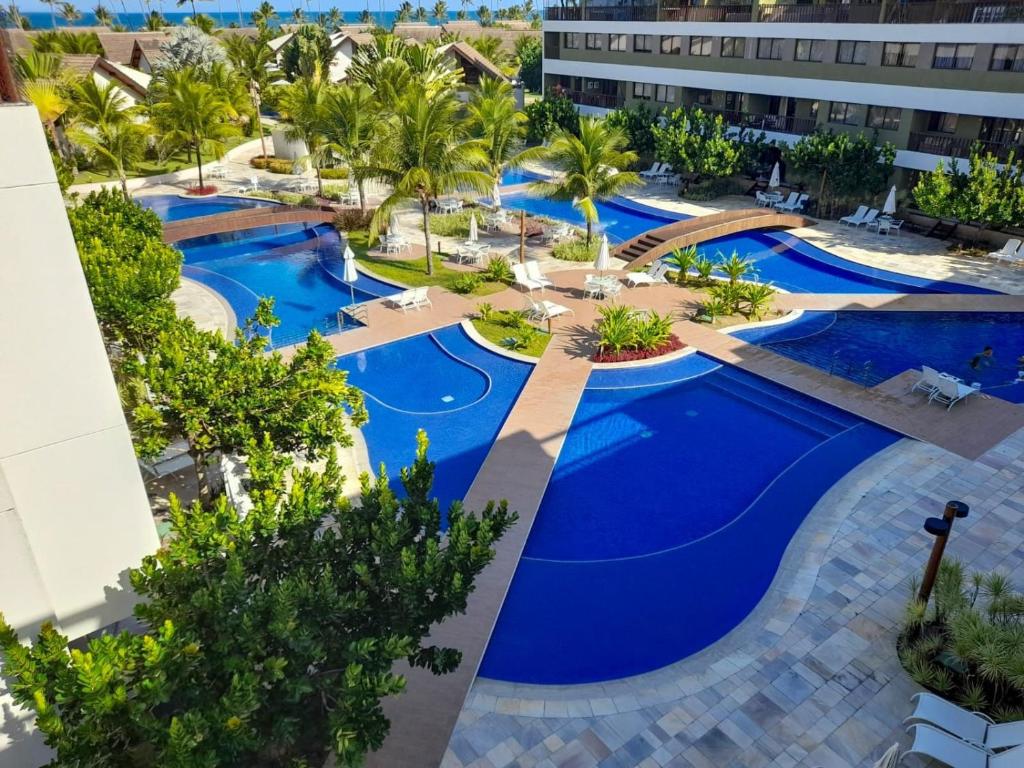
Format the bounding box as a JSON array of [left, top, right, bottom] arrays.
[[683, 177, 745, 201], [248, 155, 299, 174], [320, 167, 349, 180], [250, 155, 272, 169], [592, 306, 680, 362], [429, 209, 475, 238], [552, 239, 597, 262], [333, 208, 376, 232], [482, 255, 514, 284], [451, 273, 481, 294], [665, 245, 697, 284], [525, 90, 580, 144], [320, 184, 351, 202]]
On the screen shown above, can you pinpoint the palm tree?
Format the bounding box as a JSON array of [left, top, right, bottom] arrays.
[[23, 81, 68, 151], [468, 77, 544, 190], [466, 33, 503, 66], [322, 83, 380, 212], [15, 50, 75, 154], [71, 78, 129, 125], [431, 0, 446, 21], [476, 4, 490, 24], [250, 0, 275, 28], [324, 5, 340, 28], [368, 91, 490, 275], [395, 0, 412, 22], [92, 3, 114, 26], [59, 2, 81, 25], [42, 0, 57, 28], [151, 67, 239, 189], [175, 0, 205, 20], [279, 69, 329, 196], [1, 4, 30, 28], [143, 9, 166, 28], [220, 33, 274, 159], [357, 6, 371, 23], [70, 121, 150, 197], [291, 6, 304, 22], [530, 117, 640, 245], [185, 11, 216, 31], [414, 5, 427, 21], [457, 0, 468, 20]]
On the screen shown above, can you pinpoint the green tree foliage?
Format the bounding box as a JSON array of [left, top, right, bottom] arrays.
[[155, 24, 226, 74], [529, 117, 640, 244], [69, 119, 151, 198], [50, 150, 75, 193], [322, 82, 383, 212], [605, 104, 657, 159], [67, 190, 182, 352], [0, 434, 516, 767], [914, 148, 1024, 234], [467, 76, 545, 188], [128, 299, 365, 502], [653, 107, 741, 183], [30, 29, 103, 54], [514, 34, 541, 91], [281, 23, 334, 81], [250, 0, 277, 29], [788, 129, 896, 218], [220, 32, 275, 156], [524, 89, 579, 144], [279, 69, 330, 196]]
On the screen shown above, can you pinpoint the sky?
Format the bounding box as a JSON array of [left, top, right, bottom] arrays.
[[17, 0, 503, 12]]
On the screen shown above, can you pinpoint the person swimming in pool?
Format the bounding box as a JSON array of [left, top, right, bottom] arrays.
[[969, 346, 994, 371]]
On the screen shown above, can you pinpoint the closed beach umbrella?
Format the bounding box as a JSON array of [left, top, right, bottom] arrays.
[[469, 212, 478, 242], [492, 180, 502, 210], [343, 245, 358, 306], [883, 185, 897, 215], [389, 211, 400, 234], [594, 234, 610, 275], [769, 162, 781, 189]]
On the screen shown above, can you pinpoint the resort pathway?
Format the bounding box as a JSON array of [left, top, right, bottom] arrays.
[[672, 322, 1024, 461], [774, 292, 1024, 313]]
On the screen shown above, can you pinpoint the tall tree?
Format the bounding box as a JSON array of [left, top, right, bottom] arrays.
[[250, 0, 276, 29], [468, 76, 544, 189], [530, 117, 640, 245], [279, 68, 330, 197], [151, 66, 239, 189], [280, 22, 333, 81], [789, 129, 895, 218], [175, 0, 206, 20], [652, 106, 742, 184], [322, 82, 381, 212], [0, 434, 515, 767], [1, 3, 30, 28], [395, 0, 412, 21], [58, 0, 81, 23], [369, 90, 491, 275], [431, 0, 447, 21], [515, 33, 541, 91], [69, 76, 129, 126], [92, 3, 114, 26], [220, 32, 275, 158], [476, 3, 490, 24], [414, 4, 427, 21], [325, 5, 341, 28], [71, 120, 151, 197]]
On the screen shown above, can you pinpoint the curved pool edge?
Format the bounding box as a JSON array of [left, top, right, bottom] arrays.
[[469, 435, 912, 709], [459, 320, 542, 365]]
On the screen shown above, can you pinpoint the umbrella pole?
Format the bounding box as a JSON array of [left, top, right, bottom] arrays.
[[519, 210, 526, 265]]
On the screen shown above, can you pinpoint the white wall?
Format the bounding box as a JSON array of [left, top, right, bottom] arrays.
[[0, 103, 160, 761]]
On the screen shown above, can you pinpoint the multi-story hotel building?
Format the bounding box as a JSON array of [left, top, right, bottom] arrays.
[[542, 0, 1024, 176]]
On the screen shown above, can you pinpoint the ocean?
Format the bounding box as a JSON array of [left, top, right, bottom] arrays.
[[18, 9, 489, 31]]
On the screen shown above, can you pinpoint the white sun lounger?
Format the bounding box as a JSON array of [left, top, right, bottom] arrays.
[[773, 192, 798, 211], [988, 239, 1022, 262], [524, 260, 554, 289], [638, 161, 662, 179], [391, 286, 431, 313], [856, 209, 880, 228], [512, 262, 546, 292], [524, 295, 574, 322], [930, 375, 978, 410], [626, 262, 670, 287], [910, 366, 944, 397], [839, 205, 869, 226], [776, 192, 809, 212], [905, 693, 1024, 752], [905, 724, 1024, 768]]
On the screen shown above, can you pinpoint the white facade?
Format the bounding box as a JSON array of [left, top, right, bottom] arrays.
[[0, 103, 160, 762]]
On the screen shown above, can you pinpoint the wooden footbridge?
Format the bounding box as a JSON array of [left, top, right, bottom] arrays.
[[612, 208, 812, 267], [162, 204, 339, 244]]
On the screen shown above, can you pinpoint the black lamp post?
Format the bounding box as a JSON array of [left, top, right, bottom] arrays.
[[917, 500, 969, 605]]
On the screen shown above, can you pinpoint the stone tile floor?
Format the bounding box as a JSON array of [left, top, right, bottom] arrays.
[[443, 428, 1024, 768]]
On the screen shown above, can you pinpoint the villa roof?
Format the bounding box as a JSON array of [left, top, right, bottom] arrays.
[[440, 23, 539, 54], [101, 60, 151, 98], [438, 40, 509, 82], [59, 53, 102, 77], [97, 31, 169, 64], [391, 23, 444, 43], [267, 31, 294, 51]]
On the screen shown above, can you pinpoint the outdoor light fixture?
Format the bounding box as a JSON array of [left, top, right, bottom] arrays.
[[918, 500, 969, 604]]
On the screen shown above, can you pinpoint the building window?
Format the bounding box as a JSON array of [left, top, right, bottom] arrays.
[[660, 35, 682, 55], [990, 44, 1024, 72], [882, 42, 919, 68], [867, 106, 902, 131], [694, 89, 713, 106], [689, 36, 712, 57], [632, 82, 653, 101], [836, 40, 868, 65], [721, 37, 745, 58], [808, 100, 819, 120], [795, 39, 825, 63], [828, 101, 864, 126], [564, 33, 580, 50], [655, 85, 676, 103], [927, 111, 959, 134], [933, 43, 974, 70], [609, 34, 628, 52], [634, 35, 654, 53], [585, 33, 602, 50], [981, 117, 1023, 145], [757, 38, 783, 60]]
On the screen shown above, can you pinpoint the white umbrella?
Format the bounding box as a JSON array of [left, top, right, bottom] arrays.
[[388, 211, 400, 234], [594, 234, 610, 275], [768, 162, 781, 189], [491, 180, 502, 210], [342, 245, 358, 306], [469, 213, 478, 242], [883, 185, 897, 215]]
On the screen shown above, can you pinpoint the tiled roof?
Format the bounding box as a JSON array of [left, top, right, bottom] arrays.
[[58, 53, 100, 77], [97, 31, 169, 64]]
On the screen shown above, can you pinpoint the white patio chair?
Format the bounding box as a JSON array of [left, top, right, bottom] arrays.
[[929, 375, 979, 410], [855, 209, 879, 228], [839, 205, 869, 226], [904, 724, 1024, 768], [639, 162, 665, 180], [910, 366, 943, 397], [390, 286, 431, 313], [772, 192, 798, 211], [626, 262, 669, 287], [777, 193, 809, 212], [512, 262, 546, 292], [905, 692, 1024, 752], [525, 295, 573, 322], [988, 239, 1022, 262], [755, 191, 773, 207], [524, 260, 554, 290]]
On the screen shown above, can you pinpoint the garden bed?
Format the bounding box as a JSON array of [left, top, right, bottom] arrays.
[[592, 335, 683, 364]]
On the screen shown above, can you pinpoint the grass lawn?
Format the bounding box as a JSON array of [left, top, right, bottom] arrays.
[[347, 231, 508, 297], [73, 134, 251, 184], [471, 317, 551, 358]]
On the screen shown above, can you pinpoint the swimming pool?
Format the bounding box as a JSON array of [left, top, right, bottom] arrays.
[[335, 325, 534, 518], [178, 225, 399, 347], [735, 311, 1024, 403], [138, 193, 278, 222], [679, 231, 996, 294], [502, 192, 687, 244], [499, 168, 544, 186], [480, 353, 898, 684]]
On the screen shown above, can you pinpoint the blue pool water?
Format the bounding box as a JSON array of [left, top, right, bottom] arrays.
[[178, 225, 399, 347], [680, 231, 996, 294], [335, 326, 534, 517], [138, 193, 278, 222], [499, 168, 544, 186], [502, 192, 686, 244], [480, 354, 899, 684], [735, 311, 1024, 403]]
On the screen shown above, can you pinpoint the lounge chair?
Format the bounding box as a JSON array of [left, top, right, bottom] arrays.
[[524, 260, 554, 290], [755, 191, 774, 207], [904, 724, 1024, 768], [524, 295, 574, 322], [905, 692, 1024, 752], [638, 161, 662, 179], [550, 222, 574, 242], [988, 239, 1022, 262], [930, 375, 979, 410], [910, 366, 944, 397], [776, 193, 809, 213], [856, 209, 880, 228], [512, 262, 546, 292], [391, 286, 431, 313], [772, 192, 798, 211], [877, 218, 904, 236], [626, 262, 670, 287], [237, 175, 261, 194], [839, 205, 869, 226]]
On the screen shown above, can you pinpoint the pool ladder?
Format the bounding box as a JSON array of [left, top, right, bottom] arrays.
[[828, 350, 874, 388], [338, 303, 369, 328]]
